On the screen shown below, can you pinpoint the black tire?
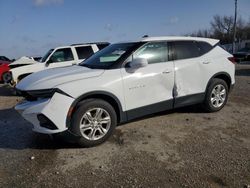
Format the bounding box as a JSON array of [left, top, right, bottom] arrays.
[[2, 72, 12, 83], [203, 78, 229, 112], [70, 99, 117, 147]]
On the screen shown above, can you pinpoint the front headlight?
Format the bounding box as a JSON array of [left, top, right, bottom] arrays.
[[16, 88, 69, 101], [27, 89, 56, 98]]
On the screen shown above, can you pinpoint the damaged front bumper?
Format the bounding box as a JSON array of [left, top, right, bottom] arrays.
[[15, 92, 75, 134]]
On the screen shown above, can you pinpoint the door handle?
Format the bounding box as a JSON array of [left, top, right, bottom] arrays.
[[203, 61, 210, 64], [162, 70, 171, 74]]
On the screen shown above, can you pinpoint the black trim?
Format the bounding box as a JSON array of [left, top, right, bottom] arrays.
[[205, 72, 232, 92], [126, 99, 173, 121], [66, 91, 126, 127], [9, 64, 31, 69], [16, 88, 72, 101], [174, 93, 205, 108], [66, 89, 224, 128]]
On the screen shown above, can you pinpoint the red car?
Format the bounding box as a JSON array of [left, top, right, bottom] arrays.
[[0, 57, 11, 83]]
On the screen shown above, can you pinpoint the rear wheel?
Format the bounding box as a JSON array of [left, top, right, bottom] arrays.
[[203, 78, 228, 112], [70, 99, 117, 147]]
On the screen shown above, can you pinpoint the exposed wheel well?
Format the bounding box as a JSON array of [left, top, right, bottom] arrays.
[[213, 74, 231, 90], [75, 94, 122, 124]]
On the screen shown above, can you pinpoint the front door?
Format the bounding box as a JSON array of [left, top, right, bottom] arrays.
[[47, 48, 75, 68], [121, 42, 174, 119]]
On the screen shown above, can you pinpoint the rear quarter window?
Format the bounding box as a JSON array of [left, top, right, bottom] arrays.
[[197, 42, 213, 55]]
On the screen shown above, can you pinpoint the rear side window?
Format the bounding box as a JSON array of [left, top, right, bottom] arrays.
[[76, 46, 94, 60], [97, 43, 109, 50], [173, 41, 200, 60], [133, 42, 168, 64], [197, 42, 213, 55]]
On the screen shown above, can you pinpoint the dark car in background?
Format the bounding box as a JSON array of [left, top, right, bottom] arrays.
[[0, 56, 12, 62], [233, 47, 250, 63]]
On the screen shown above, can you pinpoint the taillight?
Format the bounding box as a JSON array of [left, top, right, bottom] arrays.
[[228, 57, 236, 64]]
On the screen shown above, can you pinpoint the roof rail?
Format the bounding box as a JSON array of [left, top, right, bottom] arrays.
[[70, 42, 110, 46]]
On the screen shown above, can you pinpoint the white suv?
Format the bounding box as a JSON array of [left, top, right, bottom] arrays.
[[8, 42, 109, 85], [15, 36, 235, 147]]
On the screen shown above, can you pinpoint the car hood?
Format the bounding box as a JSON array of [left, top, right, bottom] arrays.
[[10, 56, 37, 65], [16, 65, 104, 91]]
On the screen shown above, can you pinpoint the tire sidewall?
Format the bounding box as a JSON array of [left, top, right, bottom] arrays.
[[70, 99, 117, 147], [2, 72, 11, 83], [205, 78, 229, 112]]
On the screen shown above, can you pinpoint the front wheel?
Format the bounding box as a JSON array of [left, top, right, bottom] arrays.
[[2, 72, 12, 84], [203, 78, 229, 112], [70, 99, 117, 147]]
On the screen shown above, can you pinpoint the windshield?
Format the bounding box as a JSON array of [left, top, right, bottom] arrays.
[[79, 43, 139, 69], [41, 49, 54, 62]]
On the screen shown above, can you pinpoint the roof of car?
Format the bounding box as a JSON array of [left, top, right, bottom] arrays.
[[140, 36, 219, 46], [51, 42, 110, 49], [70, 42, 110, 46]]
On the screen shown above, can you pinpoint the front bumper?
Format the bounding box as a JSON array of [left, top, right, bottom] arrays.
[[15, 92, 75, 134]]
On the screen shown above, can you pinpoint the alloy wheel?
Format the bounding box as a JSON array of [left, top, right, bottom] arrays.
[[210, 84, 227, 108], [79, 108, 111, 140]]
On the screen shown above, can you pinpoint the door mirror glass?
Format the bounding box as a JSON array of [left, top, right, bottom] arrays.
[[45, 58, 53, 66], [47, 58, 53, 64], [127, 58, 148, 69]]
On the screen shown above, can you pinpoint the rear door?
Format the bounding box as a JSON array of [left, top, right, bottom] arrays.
[[171, 41, 210, 107], [121, 42, 175, 119], [74, 46, 95, 64]]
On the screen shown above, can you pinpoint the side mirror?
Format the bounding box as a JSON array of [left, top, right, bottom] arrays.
[[126, 58, 148, 69], [45, 58, 53, 66]]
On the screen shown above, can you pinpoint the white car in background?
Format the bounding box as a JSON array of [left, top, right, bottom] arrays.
[[8, 42, 109, 85], [9, 56, 41, 69], [15, 36, 235, 147]]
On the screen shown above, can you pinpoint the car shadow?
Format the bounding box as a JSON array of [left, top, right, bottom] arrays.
[[0, 105, 205, 150], [0, 108, 79, 150], [0, 84, 16, 96]]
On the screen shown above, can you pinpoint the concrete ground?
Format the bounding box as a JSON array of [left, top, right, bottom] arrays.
[[0, 64, 249, 188]]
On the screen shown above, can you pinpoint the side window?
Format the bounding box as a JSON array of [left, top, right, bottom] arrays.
[[50, 48, 74, 63], [133, 42, 168, 64], [97, 43, 109, 50], [197, 42, 213, 55], [173, 41, 200, 60], [76, 46, 94, 60]]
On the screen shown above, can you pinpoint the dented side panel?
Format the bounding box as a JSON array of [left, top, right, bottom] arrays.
[[174, 46, 235, 98]]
